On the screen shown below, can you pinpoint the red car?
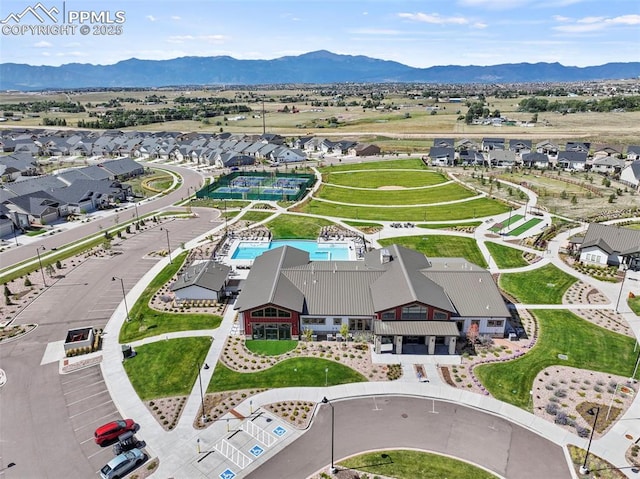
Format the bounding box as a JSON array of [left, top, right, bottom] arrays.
[[94, 419, 136, 446]]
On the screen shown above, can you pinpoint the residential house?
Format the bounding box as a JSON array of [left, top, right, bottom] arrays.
[[509, 139, 532, 155], [620, 160, 640, 190], [458, 149, 486, 166], [536, 140, 559, 160], [592, 144, 621, 160], [4, 190, 68, 226], [349, 143, 381, 157], [272, 147, 307, 163], [428, 147, 456, 167], [488, 150, 517, 168], [565, 141, 591, 153], [574, 223, 640, 270], [170, 260, 232, 301], [557, 151, 588, 171], [235, 244, 510, 352], [521, 152, 550, 169], [432, 138, 455, 149], [455, 138, 479, 152], [481, 138, 505, 151], [591, 156, 625, 175], [626, 146, 640, 161], [0, 153, 38, 181]]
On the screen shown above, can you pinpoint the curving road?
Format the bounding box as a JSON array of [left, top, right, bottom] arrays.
[[246, 396, 571, 479]]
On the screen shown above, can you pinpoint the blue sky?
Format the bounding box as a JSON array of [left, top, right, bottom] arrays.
[[1, 0, 638, 67]]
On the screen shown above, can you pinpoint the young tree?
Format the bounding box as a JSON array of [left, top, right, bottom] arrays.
[[466, 323, 479, 345]]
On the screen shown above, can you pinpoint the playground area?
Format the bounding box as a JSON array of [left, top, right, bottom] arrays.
[[197, 172, 316, 201]]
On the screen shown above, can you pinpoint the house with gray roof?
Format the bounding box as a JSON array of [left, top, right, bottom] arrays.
[[521, 152, 549, 169], [626, 146, 640, 162], [234, 244, 509, 354], [170, 261, 232, 301], [575, 223, 640, 269], [4, 190, 68, 225], [620, 160, 640, 190], [428, 147, 455, 166], [558, 151, 588, 171]]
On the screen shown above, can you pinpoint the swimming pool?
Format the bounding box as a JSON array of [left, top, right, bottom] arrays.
[[231, 240, 351, 261]]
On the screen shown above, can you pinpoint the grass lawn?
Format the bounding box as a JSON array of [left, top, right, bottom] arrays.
[[318, 158, 425, 173], [338, 449, 498, 479], [245, 340, 298, 356], [119, 251, 222, 343], [208, 357, 366, 392], [508, 217, 543, 236], [485, 241, 529, 269], [489, 214, 524, 232], [238, 210, 276, 223], [379, 235, 487, 268], [315, 182, 476, 205], [123, 337, 212, 400], [297, 197, 510, 222], [499, 263, 577, 304], [418, 221, 483, 229], [629, 296, 640, 315], [475, 309, 638, 409], [265, 214, 334, 239], [323, 169, 447, 188]]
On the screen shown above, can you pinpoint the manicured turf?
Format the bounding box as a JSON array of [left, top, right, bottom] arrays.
[[123, 337, 212, 400], [338, 449, 498, 479], [475, 309, 638, 409], [379, 235, 487, 268], [297, 197, 510, 222], [508, 217, 543, 236], [265, 214, 334, 239], [119, 251, 222, 343], [245, 340, 298, 356], [629, 296, 640, 315], [318, 158, 425, 173], [489, 214, 524, 232], [499, 263, 577, 304], [485, 241, 530, 269], [324, 169, 447, 188], [208, 357, 367, 392], [238, 210, 276, 223], [315, 182, 476, 205], [417, 221, 483, 229]]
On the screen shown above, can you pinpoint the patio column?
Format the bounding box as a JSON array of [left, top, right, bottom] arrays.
[[428, 336, 436, 355], [448, 336, 457, 354], [374, 335, 381, 354], [394, 335, 403, 354]]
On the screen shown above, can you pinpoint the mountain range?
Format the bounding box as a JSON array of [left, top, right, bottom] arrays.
[[1, 50, 639, 91]]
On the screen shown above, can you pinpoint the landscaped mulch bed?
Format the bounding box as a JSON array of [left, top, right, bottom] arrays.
[[194, 389, 267, 429], [145, 396, 188, 431]]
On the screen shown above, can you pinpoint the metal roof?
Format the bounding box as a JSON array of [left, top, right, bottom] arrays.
[[373, 320, 460, 336], [171, 260, 231, 292], [582, 223, 640, 256]]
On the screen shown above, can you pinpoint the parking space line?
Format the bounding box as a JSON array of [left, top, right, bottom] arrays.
[[73, 410, 118, 431], [61, 370, 99, 385], [64, 379, 106, 395], [88, 449, 110, 460], [69, 399, 115, 419], [67, 389, 109, 406]]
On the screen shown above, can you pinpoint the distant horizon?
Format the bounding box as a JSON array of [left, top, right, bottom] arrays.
[[1, 0, 638, 68], [3, 50, 638, 70]]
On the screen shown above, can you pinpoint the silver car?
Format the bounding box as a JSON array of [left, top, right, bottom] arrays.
[[99, 448, 145, 479]]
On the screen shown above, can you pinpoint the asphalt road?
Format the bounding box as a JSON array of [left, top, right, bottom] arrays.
[[0, 208, 220, 479], [0, 162, 205, 268], [246, 396, 571, 479]]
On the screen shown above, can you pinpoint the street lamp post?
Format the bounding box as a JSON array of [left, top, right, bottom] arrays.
[[160, 227, 172, 264], [615, 268, 628, 313], [321, 397, 336, 475], [134, 202, 139, 222], [580, 406, 600, 475], [325, 367, 329, 387], [36, 245, 47, 287], [112, 276, 130, 321], [196, 361, 209, 423], [607, 383, 621, 421]]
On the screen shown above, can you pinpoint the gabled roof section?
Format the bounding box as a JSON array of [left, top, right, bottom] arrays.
[[235, 246, 308, 312], [171, 260, 231, 292], [367, 245, 455, 314], [582, 223, 640, 256]]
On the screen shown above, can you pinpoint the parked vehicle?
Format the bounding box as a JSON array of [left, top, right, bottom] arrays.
[[94, 419, 136, 446], [112, 431, 140, 455], [99, 448, 145, 479]]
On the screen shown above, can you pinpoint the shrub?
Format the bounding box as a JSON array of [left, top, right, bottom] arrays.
[[555, 412, 569, 425], [546, 403, 559, 415], [576, 426, 590, 438]]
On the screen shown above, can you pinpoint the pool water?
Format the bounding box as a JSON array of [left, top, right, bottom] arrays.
[[231, 240, 351, 261]]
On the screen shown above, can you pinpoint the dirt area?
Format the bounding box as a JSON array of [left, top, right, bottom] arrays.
[[377, 185, 406, 190]]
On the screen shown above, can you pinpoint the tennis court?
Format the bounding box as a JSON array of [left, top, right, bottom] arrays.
[[196, 171, 316, 201]]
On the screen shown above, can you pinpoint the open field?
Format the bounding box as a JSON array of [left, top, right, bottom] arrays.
[[265, 214, 334, 239], [499, 264, 577, 304], [323, 169, 446, 188], [485, 242, 530, 269], [3, 89, 640, 143], [315, 182, 476, 205], [297, 196, 510, 222]]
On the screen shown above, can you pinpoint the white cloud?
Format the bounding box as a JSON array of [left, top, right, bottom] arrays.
[[56, 51, 86, 57], [457, 0, 530, 8], [473, 22, 488, 29], [34, 40, 52, 48], [554, 14, 640, 33], [171, 16, 181, 21], [146, 15, 156, 22], [167, 34, 227, 44], [553, 15, 570, 22], [398, 12, 470, 25]]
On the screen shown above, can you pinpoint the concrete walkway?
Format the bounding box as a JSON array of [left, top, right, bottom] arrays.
[[98, 194, 640, 478]]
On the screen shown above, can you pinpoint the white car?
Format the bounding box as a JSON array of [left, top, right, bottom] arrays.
[[99, 448, 145, 479]]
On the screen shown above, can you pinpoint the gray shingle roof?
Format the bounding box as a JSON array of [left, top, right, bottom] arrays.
[[582, 223, 640, 256], [171, 260, 231, 292]]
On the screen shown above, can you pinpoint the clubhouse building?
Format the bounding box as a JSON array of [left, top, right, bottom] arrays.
[[234, 244, 510, 355]]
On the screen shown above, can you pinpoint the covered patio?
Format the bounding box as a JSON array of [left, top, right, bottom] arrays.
[[373, 320, 460, 355]]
